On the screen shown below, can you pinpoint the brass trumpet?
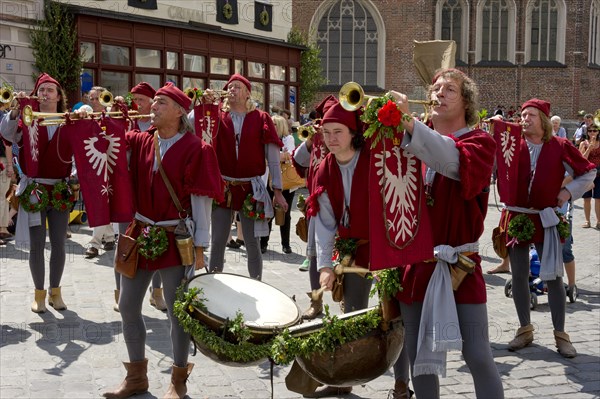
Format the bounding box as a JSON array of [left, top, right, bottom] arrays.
[[99, 90, 113, 107], [184, 87, 232, 103], [0, 87, 13, 104], [297, 123, 317, 142], [22, 105, 149, 126], [339, 82, 439, 112]]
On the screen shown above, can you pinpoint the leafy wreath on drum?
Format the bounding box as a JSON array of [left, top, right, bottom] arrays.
[[174, 286, 272, 364], [175, 286, 385, 366], [270, 306, 382, 365]]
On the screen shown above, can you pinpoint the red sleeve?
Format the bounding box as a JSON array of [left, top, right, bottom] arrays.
[[291, 147, 307, 179], [184, 140, 225, 203], [560, 137, 596, 175], [451, 130, 496, 200]]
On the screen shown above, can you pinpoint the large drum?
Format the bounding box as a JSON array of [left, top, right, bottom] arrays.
[[187, 272, 300, 346], [288, 307, 404, 386]]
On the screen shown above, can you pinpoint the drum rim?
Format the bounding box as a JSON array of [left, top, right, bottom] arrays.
[[288, 306, 379, 337], [186, 272, 301, 332]]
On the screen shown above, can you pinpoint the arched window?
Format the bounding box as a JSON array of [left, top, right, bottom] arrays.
[[476, 0, 516, 64], [313, 0, 384, 88], [436, 0, 469, 64], [525, 0, 566, 64], [591, 0, 600, 65]]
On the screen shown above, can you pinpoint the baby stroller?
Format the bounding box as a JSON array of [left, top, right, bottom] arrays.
[[504, 246, 578, 309], [504, 246, 544, 309]]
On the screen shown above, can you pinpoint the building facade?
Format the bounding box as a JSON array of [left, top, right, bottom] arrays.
[[293, 0, 600, 120], [1, 0, 302, 115]]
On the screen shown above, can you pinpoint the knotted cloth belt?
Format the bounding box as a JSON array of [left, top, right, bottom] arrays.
[[413, 242, 479, 378]]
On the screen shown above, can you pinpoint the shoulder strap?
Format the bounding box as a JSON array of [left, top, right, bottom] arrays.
[[154, 132, 185, 214]]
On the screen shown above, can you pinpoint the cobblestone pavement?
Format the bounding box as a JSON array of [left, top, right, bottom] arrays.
[[1, 188, 599, 398]]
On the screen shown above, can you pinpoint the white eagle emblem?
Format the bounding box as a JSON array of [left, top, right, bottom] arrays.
[[501, 130, 516, 167], [28, 121, 39, 162], [374, 146, 419, 243], [83, 133, 121, 196], [311, 143, 326, 169]]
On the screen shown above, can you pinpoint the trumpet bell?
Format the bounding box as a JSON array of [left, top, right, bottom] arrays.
[[184, 88, 198, 102], [297, 124, 316, 141], [0, 87, 13, 104], [339, 82, 368, 112], [99, 90, 113, 107]]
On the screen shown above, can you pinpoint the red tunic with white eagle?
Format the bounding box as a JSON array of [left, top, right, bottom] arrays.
[[500, 136, 595, 244], [126, 129, 224, 270], [198, 104, 282, 210], [310, 145, 371, 267], [397, 129, 495, 304]]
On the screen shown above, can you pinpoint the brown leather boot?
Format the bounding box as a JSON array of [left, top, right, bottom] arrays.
[[554, 330, 577, 358], [113, 290, 120, 312], [389, 379, 413, 399], [149, 287, 167, 311], [508, 324, 534, 351], [302, 292, 323, 320], [31, 289, 47, 313], [103, 359, 149, 399], [163, 363, 194, 399], [48, 287, 67, 310]]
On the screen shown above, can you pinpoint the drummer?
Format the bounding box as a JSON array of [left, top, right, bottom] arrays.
[[102, 83, 223, 399], [390, 68, 504, 398], [306, 97, 372, 397]]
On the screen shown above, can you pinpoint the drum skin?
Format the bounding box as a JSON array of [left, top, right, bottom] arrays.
[[295, 320, 404, 386]]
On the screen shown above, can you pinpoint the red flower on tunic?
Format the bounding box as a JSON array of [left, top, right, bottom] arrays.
[[377, 100, 402, 127]]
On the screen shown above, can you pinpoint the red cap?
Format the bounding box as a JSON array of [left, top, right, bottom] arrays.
[[225, 73, 251, 92], [155, 82, 191, 110], [321, 98, 359, 131], [31, 73, 61, 96], [521, 98, 550, 117], [131, 82, 156, 99], [315, 95, 336, 119]]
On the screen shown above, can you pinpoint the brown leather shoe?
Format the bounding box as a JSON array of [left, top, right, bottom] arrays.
[[85, 247, 99, 259], [163, 363, 194, 399], [303, 386, 352, 398], [508, 324, 534, 351], [554, 330, 577, 358]]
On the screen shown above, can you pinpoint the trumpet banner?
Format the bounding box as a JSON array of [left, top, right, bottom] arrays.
[[63, 118, 134, 227], [193, 103, 219, 145], [368, 135, 433, 270], [492, 120, 522, 206]]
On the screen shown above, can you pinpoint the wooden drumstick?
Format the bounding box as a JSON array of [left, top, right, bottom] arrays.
[[310, 286, 327, 301], [334, 264, 370, 277]]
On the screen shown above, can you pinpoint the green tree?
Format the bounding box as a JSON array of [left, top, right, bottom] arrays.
[[287, 28, 327, 108], [30, 1, 82, 93]]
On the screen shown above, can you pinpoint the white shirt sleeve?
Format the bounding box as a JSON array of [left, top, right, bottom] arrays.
[[401, 120, 461, 180], [191, 195, 212, 247]]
